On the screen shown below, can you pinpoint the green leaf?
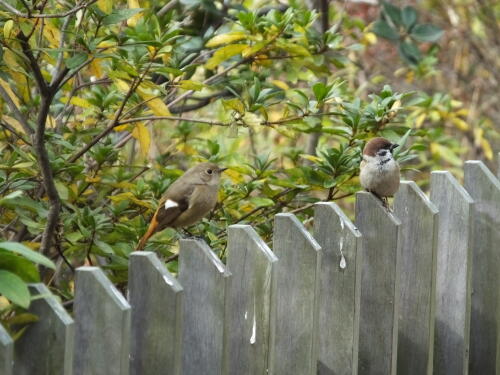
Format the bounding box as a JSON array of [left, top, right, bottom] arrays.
[[249, 197, 274, 207], [0, 270, 30, 308], [312, 82, 327, 101], [205, 44, 247, 69], [401, 6, 418, 30], [0, 251, 40, 282], [102, 8, 143, 25], [66, 53, 88, 69], [372, 20, 400, 41], [0, 242, 56, 269], [382, 1, 402, 26], [398, 41, 422, 65], [392, 128, 412, 158], [411, 24, 444, 42]]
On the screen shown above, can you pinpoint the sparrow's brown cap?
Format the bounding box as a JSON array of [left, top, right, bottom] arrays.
[[363, 137, 398, 156]]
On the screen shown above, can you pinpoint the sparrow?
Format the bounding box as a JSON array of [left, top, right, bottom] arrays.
[[136, 162, 226, 250], [359, 137, 400, 208]]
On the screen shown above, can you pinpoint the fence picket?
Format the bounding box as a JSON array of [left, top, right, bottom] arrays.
[[223, 225, 277, 375], [14, 283, 74, 375], [355, 191, 401, 375], [73, 267, 131, 375], [178, 239, 231, 375], [394, 181, 438, 375], [128, 251, 183, 375], [268, 213, 321, 375], [430, 171, 474, 375], [464, 161, 500, 373], [313, 202, 361, 375], [0, 323, 13, 375]]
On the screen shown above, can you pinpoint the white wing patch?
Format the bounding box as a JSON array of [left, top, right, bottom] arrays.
[[164, 199, 179, 210]]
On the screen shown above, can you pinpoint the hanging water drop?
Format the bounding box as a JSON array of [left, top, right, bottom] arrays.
[[340, 255, 347, 269]]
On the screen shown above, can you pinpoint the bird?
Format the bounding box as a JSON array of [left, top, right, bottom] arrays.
[[136, 162, 226, 250], [359, 137, 400, 208]]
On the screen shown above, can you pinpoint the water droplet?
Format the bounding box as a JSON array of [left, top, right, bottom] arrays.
[[340, 255, 347, 269]]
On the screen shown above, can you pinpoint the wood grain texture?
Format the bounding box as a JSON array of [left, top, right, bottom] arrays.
[[0, 323, 13, 375], [128, 252, 183, 375], [313, 202, 361, 375], [14, 283, 74, 375], [394, 181, 438, 375], [430, 171, 474, 375], [73, 267, 131, 375], [223, 225, 278, 375], [355, 191, 401, 375], [268, 213, 322, 375], [178, 239, 231, 375], [464, 161, 500, 374]]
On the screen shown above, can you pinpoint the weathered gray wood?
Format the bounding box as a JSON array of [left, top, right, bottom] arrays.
[[464, 161, 500, 373], [0, 323, 13, 375], [268, 213, 322, 375], [394, 181, 438, 375], [498, 152, 500, 178], [430, 171, 474, 375], [355, 191, 401, 375], [313, 202, 361, 375], [14, 283, 74, 375], [223, 225, 278, 375], [178, 239, 231, 375], [73, 267, 131, 375], [128, 252, 183, 375]]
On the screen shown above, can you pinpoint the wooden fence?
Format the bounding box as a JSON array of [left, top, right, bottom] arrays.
[[1, 158, 499, 375]]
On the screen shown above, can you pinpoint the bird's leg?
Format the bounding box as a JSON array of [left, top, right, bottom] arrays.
[[181, 228, 194, 238], [367, 190, 392, 212], [180, 227, 207, 242]]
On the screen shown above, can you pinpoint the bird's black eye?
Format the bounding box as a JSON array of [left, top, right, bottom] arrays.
[[378, 150, 387, 157], [207, 169, 213, 174]]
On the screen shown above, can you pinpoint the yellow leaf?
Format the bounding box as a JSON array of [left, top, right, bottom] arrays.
[[131, 122, 150, 158], [97, 0, 112, 14], [113, 124, 130, 132], [222, 98, 245, 114], [109, 192, 153, 209], [60, 96, 93, 108], [276, 41, 311, 57], [362, 32, 377, 45], [415, 113, 426, 128], [224, 168, 244, 183], [85, 176, 101, 183], [206, 44, 247, 70], [43, 21, 61, 48], [178, 80, 205, 91], [451, 117, 469, 131], [136, 84, 172, 116], [114, 79, 130, 93], [3, 20, 13, 39], [0, 79, 21, 108], [242, 42, 266, 58], [127, 0, 143, 27], [270, 80, 289, 90], [430, 142, 462, 166], [206, 32, 247, 48], [481, 138, 493, 160], [2, 115, 24, 131], [3, 49, 18, 68], [300, 154, 321, 163], [89, 59, 104, 78], [10, 71, 29, 102]]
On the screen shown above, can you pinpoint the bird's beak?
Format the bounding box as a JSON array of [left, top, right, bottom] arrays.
[[219, 167, 228, 172], [390, 144, 399, 152]]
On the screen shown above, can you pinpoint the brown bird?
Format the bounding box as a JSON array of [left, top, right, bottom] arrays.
[[359, 137, 400, 207], [136, 162, 226, 250]]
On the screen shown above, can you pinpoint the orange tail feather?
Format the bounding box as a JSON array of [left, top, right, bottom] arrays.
[[136, 216, 159, 250]]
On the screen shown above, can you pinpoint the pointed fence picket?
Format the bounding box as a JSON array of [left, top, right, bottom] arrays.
[[128, 251, 183, 375], [355, 191, 401, 375], [464, 161, 500, 374], [14, 283, 74, 375], [394, 181, 438, 375], [430, 171, 474, 375], [223, 225, 277, 375], [313, 202, 361, 375], [1, 160, 499, 375]]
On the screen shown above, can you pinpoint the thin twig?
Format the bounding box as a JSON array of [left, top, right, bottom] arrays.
[[0, 121, 31, 144], [0, 0, 96, 19], [0, 85, 33, 135]]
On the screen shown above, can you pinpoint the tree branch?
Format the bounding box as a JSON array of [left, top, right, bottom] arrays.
[[0, 0, 96, 19]]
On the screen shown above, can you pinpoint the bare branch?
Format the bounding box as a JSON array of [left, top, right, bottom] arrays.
[[0, 85, 33, 135], [116, 116, 229, 127], [0, 121, 32, 144], [0, 0, 96, 19]]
